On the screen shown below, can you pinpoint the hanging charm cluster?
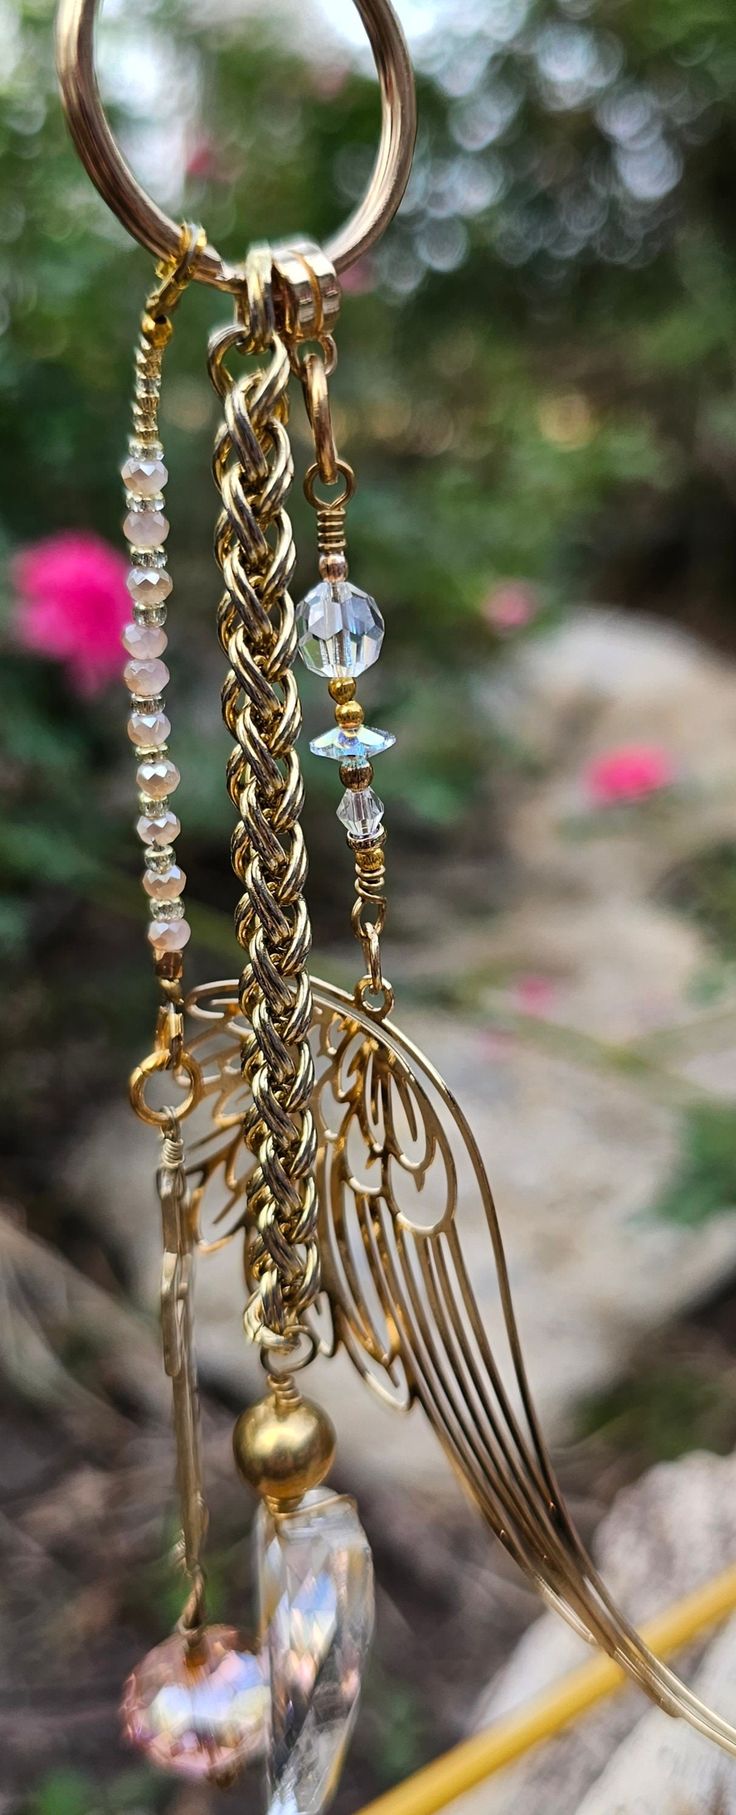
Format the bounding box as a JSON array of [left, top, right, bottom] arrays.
[[294, 340, 394, 1018]]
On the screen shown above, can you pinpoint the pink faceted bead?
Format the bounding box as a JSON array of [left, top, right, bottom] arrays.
[[138, 810, 181, 847], [148, 917, 192, 952], [136, 759, 180, 798], [128, 709, 170, 749], [121, 454, 168, 497], [143, 863, 186, 902], [121, 1625, 269, 1782], [122, 621, 168, 659], [124, 507, 169, 549], [127, 566, 172, 606], [124, 657, 170, 697]]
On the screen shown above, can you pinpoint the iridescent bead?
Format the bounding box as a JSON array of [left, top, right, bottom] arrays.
[[138, 809, 181, 847], [310, 726, 395, 762], [128, 709, 170, 749], [143, 864, 186, 902], [122, 621, 168, 659], [127, 566, 173, 607], [121, 1625, 269, 1782], [147, 917, 192, 953], [124, 507, 169, 549], [297, 579, 384, 679], [121, 454, 169, 497], [337, 785, 384, 839], [124, 657, 170, 697], [136, 758, 180, 799]]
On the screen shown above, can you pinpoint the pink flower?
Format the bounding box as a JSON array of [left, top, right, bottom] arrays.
[[584, 744, 676, 808], [514, 974, 556, 1016], [185, 136, 223, 182], [482, 581, 538, 636], [13, 531, 129, 696], [340, 256, 374, 296]]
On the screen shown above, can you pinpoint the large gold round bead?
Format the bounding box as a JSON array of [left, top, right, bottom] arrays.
[[233, 1393, 336, 1505]]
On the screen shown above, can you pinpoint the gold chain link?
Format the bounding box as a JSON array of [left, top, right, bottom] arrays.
[[207, 250, 319, 1363]]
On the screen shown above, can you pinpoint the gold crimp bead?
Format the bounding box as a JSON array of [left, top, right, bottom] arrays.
[[329, 677, 356, 705]]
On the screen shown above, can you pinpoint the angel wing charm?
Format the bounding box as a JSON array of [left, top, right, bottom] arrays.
[[186, 975, 736, 1756]]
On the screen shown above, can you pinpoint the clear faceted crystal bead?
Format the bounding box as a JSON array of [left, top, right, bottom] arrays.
[[310, 725, 395, 762], [257, 1488, 374, 1815], [297, 580, 384, 679], [337, 786, 384, 840], [121, 1625, 269, 1783]]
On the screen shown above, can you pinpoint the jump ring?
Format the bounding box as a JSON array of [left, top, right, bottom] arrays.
[[355, 975, 395, 1021], [55, 0, 416, 287], [303, 459, 356, 510], [130, 1049, 202, 1127]]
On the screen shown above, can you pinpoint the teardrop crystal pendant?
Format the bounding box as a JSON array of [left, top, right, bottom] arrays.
[[258, 1489, 375, 1815], [121, 1625, 270, 1785]]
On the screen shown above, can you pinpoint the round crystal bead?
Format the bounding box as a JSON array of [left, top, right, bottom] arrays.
[[121, 1626, 269, 1782], [121, 454, 168, 497], [147, 917, 192, 952], [127, 566, 173, 607], [136, 759, 180, 798], [124, 507, 169, 549], [124, 657, 170, 697], [122, 621, 167, 659], [128, 709, 170, 749], [143, 864, 186, 902], [297, 579, 384, 679], [138, 809, 181, 847]]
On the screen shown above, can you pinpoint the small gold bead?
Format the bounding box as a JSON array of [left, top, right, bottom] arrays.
[[335, 700, 364, 732], [319, 552, 348, 584], [328, 677, 356, 705], [232, 1391, 336, 1506], [340, 760, 373, 790], [354, 837, 386, 872]]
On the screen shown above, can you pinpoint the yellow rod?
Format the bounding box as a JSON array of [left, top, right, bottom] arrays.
[[357, 1562, 736, 1815]]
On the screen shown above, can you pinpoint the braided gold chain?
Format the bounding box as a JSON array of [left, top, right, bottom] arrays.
[[207, 280, 318, 1362]]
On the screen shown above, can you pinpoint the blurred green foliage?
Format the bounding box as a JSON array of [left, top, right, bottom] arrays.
[[654, 1101, 736, 1228], [578, 1354, 736, 1464]]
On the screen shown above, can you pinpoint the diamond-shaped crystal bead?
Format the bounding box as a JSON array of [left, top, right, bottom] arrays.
[[257, 1489, 374, 1815], [297, 580, 384, 679], [337, 786, 384, 839], [310, 726, 395, 762]]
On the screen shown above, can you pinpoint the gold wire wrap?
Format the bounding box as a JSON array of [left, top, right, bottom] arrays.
[[207, 253, 319, 1362], [132, 222, 206, 446]]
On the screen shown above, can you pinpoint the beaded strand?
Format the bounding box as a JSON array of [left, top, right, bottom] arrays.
[[120, 237, 201, 967]]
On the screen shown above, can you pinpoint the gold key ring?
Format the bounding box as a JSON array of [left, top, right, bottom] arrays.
[[55, 0, 416, 289]]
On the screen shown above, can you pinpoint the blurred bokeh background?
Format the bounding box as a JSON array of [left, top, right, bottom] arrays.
[[6, 0, 736, 1809]]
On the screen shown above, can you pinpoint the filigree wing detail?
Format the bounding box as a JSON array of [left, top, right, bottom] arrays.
[[182, 975, 736, 1752], [311, 979, 736, 1753], [183, 981, 256, 1250]]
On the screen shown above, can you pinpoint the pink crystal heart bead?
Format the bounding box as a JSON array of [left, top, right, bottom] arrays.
[[121, 1625, 269, 1784]]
